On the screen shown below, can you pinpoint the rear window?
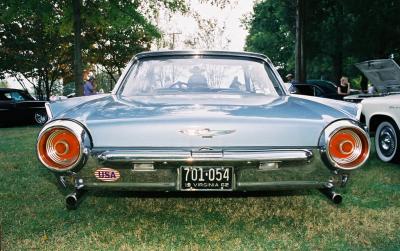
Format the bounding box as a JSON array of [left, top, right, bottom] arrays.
[[119, 56, 284, 97]]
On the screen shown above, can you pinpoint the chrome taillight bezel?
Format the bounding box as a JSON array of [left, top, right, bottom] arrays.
[[37, 120, 90, 172], [319, 119, 370, 170]]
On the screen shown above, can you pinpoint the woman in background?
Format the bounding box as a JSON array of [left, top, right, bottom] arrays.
[[337, 76, 350, 99]]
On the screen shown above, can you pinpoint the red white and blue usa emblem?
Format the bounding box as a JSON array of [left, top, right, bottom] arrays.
[[94, 168, 120, 182]]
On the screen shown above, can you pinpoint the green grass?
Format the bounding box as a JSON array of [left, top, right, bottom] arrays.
[[1, 126, 400, 250]]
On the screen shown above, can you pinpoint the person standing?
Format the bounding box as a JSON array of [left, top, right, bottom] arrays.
[[84, 76, 96, 96], [286, 73, 297, 93], [337, 76, 350, 99]]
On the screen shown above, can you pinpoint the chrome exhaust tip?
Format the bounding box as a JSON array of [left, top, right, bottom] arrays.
[[319, 188, 343, 204], [65, 189, 85, 210], [331, 192, 343, 204]]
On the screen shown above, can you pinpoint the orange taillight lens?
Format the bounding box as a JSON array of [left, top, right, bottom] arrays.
[[38, 128, 81, 170], [328, 128, 369, 169]]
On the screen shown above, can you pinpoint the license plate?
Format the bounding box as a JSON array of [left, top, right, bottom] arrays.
[[180, 166, 233, 191]]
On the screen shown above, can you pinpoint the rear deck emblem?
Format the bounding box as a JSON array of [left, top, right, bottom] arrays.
[[179, 127, 236, 138], [95, 168, 120, 182]]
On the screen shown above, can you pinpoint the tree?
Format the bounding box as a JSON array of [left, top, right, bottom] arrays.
[[244, 0, 296, 72], [72, 0, 189, 89], [245, 0, 400, 84], [0, 0, 188, 98], [72, 0, 83, 96], [183, 12, 231, 50], [0, 0, 72, 100], [345, 0, 400, 59], [295, 0, 306, 83], [84, 1, 163, 85], [155, 0, 235, 50]]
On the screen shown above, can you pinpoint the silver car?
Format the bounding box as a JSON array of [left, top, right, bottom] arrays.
[[36, 51, 370, 209]]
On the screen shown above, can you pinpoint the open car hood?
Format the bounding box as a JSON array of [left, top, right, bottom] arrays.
[[355, 59, 400, 93]]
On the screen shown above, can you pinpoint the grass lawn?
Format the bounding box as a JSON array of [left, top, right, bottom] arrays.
[[0, 126, 400, 250]]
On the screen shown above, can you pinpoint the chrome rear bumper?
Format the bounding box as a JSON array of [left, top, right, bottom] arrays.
[[55, 147, 353, 208], [56, 148, 350, 192]]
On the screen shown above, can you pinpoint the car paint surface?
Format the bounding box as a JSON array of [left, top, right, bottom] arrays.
[[49, 92, 358, 148], [362, 94, 400, 130]]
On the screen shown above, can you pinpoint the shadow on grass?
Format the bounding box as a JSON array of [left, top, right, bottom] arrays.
[[87, 189, 314, 200]]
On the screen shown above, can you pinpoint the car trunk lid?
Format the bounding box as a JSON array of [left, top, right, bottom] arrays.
[[62, 94, 354, 148]]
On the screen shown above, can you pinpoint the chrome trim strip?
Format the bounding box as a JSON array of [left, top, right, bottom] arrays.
[[45, 102, 53, 120], [236, 181, 329, 191], [134, 50, 268, 61], [84, 182, 177, 190], [356, 103, 362, 120], [97, 149, 313, 163]]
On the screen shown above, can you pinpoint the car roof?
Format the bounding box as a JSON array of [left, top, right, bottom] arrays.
[[307, 79, 336, 84], [134, 50, 271, 62], [0, 88, 28, 92], [306, 80, 337, 92]]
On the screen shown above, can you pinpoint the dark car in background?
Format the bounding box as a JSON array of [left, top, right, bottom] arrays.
[[286, 80, 360, 100], [0, 88, 48, 126], [307, 80, 343, 99]]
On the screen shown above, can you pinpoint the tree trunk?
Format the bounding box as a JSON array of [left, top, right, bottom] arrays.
[[73, 0, 83, 96], [332, 2, 344, 84], [360, 74, 368, 93], [332, 53, 342, 85], [44, 69, 50, 101], [295, 0, 306, 84]]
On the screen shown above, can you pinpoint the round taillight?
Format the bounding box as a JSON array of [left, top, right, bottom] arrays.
[[37, 127, 81, 171], [327, 127, 369, 169]]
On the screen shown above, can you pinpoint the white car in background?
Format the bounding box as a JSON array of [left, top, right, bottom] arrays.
[[362, 96, 400, 163], [356, 59, 400, 163]]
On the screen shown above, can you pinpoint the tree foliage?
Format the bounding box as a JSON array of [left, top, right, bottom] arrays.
[[0, 0, 70, 99], [244, 1, 296, 70], [153, 0, 235, 51], [0, 80, 8, 88], [245, 0, 400, 85], [0, 0, 187, 99], [183, 12, 231, 50], [82, 0, 187, 85]]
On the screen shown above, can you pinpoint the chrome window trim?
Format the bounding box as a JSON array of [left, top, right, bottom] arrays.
[[112, 58, 135, 95], [134, 50, 269, 61], [114, 51, 287, 98]]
